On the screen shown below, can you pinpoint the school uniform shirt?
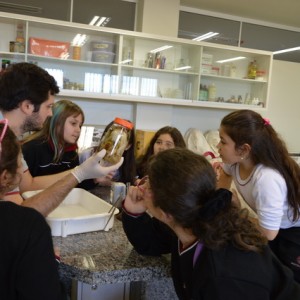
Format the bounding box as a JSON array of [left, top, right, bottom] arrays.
[[0, 201, 67, 300], [223, 163, 300, 282], [222, 163, 300, 229], [122, 211, 300, 300], [22, 137, 96, 190]]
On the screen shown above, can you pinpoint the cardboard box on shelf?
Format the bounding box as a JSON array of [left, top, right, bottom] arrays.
[[201, 63, 212, 74], [135, 129, 156, 158], [202, 53, 213, 65], [29, 37, 70, 58]]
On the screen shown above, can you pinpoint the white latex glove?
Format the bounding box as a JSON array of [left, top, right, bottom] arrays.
[[72, 149, 124, 183]]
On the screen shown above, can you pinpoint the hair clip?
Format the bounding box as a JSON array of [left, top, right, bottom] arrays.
[[263, 118, 270, 126]]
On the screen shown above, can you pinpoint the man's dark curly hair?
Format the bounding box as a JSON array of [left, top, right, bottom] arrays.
[[0, 62, 59, 112]]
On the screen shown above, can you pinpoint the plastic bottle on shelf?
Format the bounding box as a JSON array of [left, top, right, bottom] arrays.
[[16, 23, 25, 43], [15, 22, 25, 53], [247, 60, 258, 79], [72, 46, 81, 60], [155, 52, 161, 69], [222, 64, 230, 76], [208, 83, 217, 101], [230, 64, 237, 77], [160, 56, 166, 69], [146, 53, 154, 68], [202, 85, 208, 101], [247, 61, 253, 78]]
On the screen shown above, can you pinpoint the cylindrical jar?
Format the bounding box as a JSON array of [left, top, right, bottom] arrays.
[[97, 118, 133, 165], [72, 46, 81, 60], [208, 83, 217, 101]]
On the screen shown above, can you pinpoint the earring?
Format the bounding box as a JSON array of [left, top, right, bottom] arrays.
[[240, 157, 244, 160]]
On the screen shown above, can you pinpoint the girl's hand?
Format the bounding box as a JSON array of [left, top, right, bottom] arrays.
[[54, 246, 61, 263], [123, 186, 147, 214], [134, 178, 141, 186]]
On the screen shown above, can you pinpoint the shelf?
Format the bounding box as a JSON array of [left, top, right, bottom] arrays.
[[0, 51, 26, 59], [121, 64, 199, 76], [0, 12, 273, 111], [201, 73, 268, 83], [27, 54, 119, 68], [58, 89, 267, 111]]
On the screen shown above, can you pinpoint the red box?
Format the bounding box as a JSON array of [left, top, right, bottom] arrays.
[[29, 37, 70, 58]]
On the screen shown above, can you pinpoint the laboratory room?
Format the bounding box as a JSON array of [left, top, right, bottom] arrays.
[[1, 0, 300, 299]]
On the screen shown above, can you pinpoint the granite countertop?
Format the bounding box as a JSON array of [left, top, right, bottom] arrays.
[[53, 201, 172, 286]]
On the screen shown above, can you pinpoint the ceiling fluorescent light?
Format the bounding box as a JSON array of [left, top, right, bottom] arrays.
[[193, 32, 219, 41], [71, 34, 81, 46], [77, 34, 87, 46], [273, 46, 300, 55], [150, 45, 173, 53], [71, 34, 87, 47], [174, 66, 192, 71], [95, 17, 107, 26], [102, 17, 111, 27], [216, 56, 246, 63], [89, 16, 100, 26], [89, 16, 111, 27]]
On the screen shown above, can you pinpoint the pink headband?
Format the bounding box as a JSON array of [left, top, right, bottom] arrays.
[[263, 118, 270, 125]]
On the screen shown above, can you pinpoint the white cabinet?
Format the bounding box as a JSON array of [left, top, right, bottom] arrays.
[[199, 46, 270, 107], [0, 12, 273, 111], [72, 280, 131, 300]]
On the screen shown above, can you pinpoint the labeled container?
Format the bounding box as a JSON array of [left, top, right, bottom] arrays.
[[90, 40, 115, 53], [91, 51, 115, 63], [1, 59, 10, 70], [229, 64, 237, 77], [221, 64, 230, 76], [199, 84, 208, 101], [97, 117, 133, 165], [72, 46, 81, 60], [9, 41, 24, 53], [247, 60, 258, 79]]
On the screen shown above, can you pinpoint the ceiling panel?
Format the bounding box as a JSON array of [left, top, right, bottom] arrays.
[[180, 0, 300, 29]]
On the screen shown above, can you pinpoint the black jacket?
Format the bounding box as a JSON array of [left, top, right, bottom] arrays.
[[0, 201, 67, 300], [122, 211, 300, 300], [22, 137, 96, 190]]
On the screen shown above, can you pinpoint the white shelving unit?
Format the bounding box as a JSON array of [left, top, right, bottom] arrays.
[[0, 12, 273, 111]]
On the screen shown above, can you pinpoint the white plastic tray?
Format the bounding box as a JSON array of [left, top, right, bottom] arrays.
[[22, 188, 119, 237]]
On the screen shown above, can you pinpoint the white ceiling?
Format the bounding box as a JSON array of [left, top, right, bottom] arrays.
[[181, 0, 300, 29]]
